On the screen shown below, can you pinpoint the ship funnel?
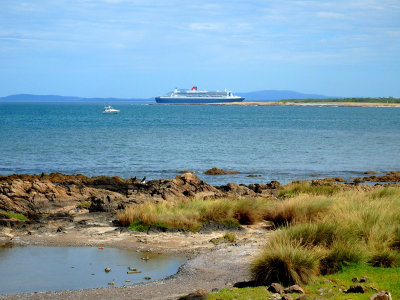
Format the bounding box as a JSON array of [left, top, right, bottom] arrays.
[[191, 86, 197, 91]]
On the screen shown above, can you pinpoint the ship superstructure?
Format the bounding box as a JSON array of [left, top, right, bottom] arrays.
[[155, 86, 244, 103]]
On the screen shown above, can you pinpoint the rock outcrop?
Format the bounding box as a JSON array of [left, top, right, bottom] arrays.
[[2, 172, 276, 220], [204, 167, 238, 175], [0, 178, 124, 217]]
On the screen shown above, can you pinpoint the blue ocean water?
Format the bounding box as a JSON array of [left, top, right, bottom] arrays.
[[0, 102, 399, 185]]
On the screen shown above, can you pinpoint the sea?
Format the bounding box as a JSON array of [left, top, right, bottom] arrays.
[[0, 102, 399, 186]]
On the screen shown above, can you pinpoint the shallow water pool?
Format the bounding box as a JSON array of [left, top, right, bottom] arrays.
[[0, 245, 186, 294]]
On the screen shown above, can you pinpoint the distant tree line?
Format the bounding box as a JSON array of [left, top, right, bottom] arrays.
[[278, 97, 400, 103]]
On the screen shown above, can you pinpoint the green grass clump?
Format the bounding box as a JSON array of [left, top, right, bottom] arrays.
[[0, 209, 28, 221], [278, 181, 340, 198], [210, 233, 237, 244], [320, 241, 365, 274], [128, 220, 150, 232], [223, 233, 236, 243], [210, 264, 400, 300], [76, 201, 91, 209]]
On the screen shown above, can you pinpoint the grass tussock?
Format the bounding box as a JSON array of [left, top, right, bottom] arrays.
[[368, 249, 399, 268], [253, 186, 400, 285], [264, 195, 333, 227], [251, 239, 321, 286], [278, 181, 340, 198], [117, 197, 271, 231]]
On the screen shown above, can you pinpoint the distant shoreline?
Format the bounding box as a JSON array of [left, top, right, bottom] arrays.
[[192, 101, 400, 107]]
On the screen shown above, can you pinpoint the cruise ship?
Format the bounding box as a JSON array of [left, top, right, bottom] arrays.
[[155, 86, 245, 103]]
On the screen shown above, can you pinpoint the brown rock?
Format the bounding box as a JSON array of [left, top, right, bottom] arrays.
[[179, 170, 193, 174], [0, 173, 222, 218], [282, 295, 293, 300], [267, 180, 281, 189], [370, 291, 392, 300], [268, 294, 282, 300], [364, 171, 377, 174], [204, 167, 238, 175], [284, 285, 305, 294], [334, 177, 346, 182], [178, 289, 209, 300], [345, 284, 366, 293], [219, 183, 256, 197], [268, 283, 284, 294], [248, 183, 268, 193]]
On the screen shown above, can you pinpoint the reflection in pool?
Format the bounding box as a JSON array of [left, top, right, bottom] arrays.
[[0, 245, 186, 294]]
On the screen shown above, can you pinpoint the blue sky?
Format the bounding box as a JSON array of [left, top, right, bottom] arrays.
[[0, 0, 399, 98]]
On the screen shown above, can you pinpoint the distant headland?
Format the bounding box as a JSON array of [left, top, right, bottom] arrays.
[[0, 90, 331, 102], [1, 92, 398, 105]]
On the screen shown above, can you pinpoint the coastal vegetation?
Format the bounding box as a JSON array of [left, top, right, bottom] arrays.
[[254, 186, 400, 280], [0, 209, 28, 221], [209, 264, 400, 299], [279, 97, 400, 104], [2, 171, 400, 298], [117, 183, 400, 298], [208, 185, 400, 299], [117, 197, 271, 231]]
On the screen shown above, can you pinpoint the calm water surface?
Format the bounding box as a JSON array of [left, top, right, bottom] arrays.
[[0, 102, 399, 184], [0, 245, 186, 294]]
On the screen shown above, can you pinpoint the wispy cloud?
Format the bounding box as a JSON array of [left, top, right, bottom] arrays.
[[0, 0, 399, 97], [316, 11, 347, 19], [189, 23, 224, 31]]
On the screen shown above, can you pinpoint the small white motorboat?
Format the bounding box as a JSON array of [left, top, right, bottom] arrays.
[[103, 105, 120, 114]]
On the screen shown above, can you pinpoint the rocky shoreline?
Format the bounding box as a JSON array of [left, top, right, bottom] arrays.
[[0, 172, 282, 226], [0, 172, 277, 299], [1, 172, 399, 299]]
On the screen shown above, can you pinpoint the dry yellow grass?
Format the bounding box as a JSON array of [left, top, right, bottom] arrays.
[[253, 186, 400, 284], [117, 197, 271, 231]]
